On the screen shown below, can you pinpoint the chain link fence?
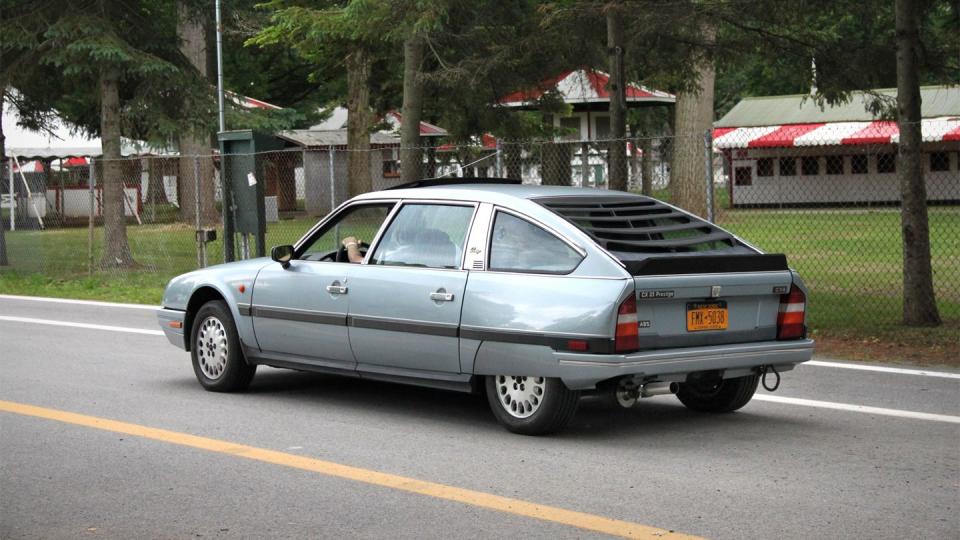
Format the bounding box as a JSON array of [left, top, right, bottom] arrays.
[[1, 132, 957, 333]]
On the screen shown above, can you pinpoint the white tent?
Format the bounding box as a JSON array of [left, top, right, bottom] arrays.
[[3, 102, 164, 159]]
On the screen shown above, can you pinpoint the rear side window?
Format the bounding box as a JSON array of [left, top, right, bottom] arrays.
[[488, 212, 582, 274]]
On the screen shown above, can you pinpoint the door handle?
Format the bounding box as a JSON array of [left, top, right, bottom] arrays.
[[430, 291, 454, 302], [326, 285, 348, 295]]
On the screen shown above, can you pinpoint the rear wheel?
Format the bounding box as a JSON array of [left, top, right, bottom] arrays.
[[485, 375, 580, 435], [190, 300, 256, 392], [676, 374, 759, 412]]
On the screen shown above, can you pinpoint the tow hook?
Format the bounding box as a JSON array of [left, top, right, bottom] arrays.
[[759, 365, 781, 392], [614, 378, 678, 408]]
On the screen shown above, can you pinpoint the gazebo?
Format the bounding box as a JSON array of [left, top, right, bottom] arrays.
[[499, 69, 674, 186], [500, 69, 674, 140]]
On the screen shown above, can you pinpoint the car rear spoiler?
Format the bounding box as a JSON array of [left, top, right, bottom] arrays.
[[623, 254, 789, 276]]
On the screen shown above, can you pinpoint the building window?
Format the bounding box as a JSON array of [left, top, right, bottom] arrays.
[[594, 116, 611, 140], [735, 166, 752, 186], [779, 157, 796, 176], [757, 158, 773, 177], [930, 151, 950, 172], [851, 154, 868, 174], [801, 156, 820, 176], [382, 160, 400, 178], [560, 117, 581, 141], [876, 153, 896, 173], [825, 155, 844, 175]]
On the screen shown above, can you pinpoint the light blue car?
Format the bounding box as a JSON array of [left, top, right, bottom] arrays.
[[158, 180, 814, 434]]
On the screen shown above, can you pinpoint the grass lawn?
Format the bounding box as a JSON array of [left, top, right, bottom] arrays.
[[716, 207, 959, 364], [2, 206, 957, 364]]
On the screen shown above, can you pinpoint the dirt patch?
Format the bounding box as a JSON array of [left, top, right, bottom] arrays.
[[813, 334, 960, 368]]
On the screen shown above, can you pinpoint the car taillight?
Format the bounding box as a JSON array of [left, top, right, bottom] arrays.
[[777, 285, 806, 340], [615, 295, 639, 353]]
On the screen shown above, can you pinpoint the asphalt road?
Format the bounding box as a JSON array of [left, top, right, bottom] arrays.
[[0, 294, 957, 539]]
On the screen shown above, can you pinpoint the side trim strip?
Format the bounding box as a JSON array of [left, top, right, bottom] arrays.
[[250, 305, 346, 326], [237, 303, 251, 316], [461, 327, 615, 354], [246, 307, 615, 352], [348, 315, 459, 338]]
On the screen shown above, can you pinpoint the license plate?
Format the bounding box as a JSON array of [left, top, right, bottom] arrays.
[[686, 301, 728, 331]]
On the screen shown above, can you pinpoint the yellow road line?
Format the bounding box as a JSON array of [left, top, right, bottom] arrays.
[[0, 399, 700, 540]]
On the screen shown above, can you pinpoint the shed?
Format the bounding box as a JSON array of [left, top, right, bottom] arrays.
[[277, 115, 448, 216], [713, 86, 960, 206]]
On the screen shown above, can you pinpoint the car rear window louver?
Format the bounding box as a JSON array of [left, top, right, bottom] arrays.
[[537, 196, 738, 254]]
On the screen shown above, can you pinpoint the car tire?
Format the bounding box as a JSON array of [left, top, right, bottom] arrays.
[[485, 375, 580, 435], [676, 374, 759, 413], [190, 300, 256, 392]]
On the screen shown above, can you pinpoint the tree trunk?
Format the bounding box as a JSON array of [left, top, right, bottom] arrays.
[[424, 144, 437, 179], [606, 2, 628, 191], [0, 68, 8, 265], [346, 47, 372, 196], [505, 142, 522, 179], [145, 157, 166, 204], [896, 0, 940, 326], [400, 34, 425, 184], [640, 137, 654, 195], [541, 142, 572, 186], [177, 1, 217, 225], [670, 20, 717, 217], [99, 67, 136, 268]]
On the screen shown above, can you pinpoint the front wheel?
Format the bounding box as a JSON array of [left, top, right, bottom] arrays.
[[485, 375, 580, 435], [190, 300, 256, 392], [676, 374, 759, 413]]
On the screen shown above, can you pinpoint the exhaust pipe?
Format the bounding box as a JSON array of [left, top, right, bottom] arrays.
[[613, 379, 679, 408], [640, 381, 679, 398]]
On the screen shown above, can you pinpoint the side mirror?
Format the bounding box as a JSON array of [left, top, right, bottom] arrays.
[[271, 245, 295, 269]]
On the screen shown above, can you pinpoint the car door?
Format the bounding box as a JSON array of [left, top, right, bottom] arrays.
[[250, 201, 396, 370], [347, 201, 476, 376]]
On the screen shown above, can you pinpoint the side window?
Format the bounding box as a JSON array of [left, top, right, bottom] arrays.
[[489, 211, 583, 274], [370, 204, 475, 269], [298, 203, 395, 262]]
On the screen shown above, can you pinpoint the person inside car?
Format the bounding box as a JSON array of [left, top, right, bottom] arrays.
[[341, 236, 364, 263]]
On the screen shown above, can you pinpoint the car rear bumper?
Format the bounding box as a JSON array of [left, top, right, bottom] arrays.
[[157, 308, 187, 350], [552, 339, 815, 389]]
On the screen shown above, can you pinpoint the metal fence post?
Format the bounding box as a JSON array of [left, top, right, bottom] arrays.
[[7, 159, 14, 231], [328, 145, 335, 212], [703, 128, 714, 222], [194, 156, 205, 268], [495, 140, 503, 177], [88, 159, 95, 275], [581, 142, 590, 187]]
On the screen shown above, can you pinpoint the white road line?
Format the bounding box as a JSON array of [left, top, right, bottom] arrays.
[[0, 294, 158, 311], [0, 304, 960, 424], [754, 394, 960, 424], [804, 360, 960, 379], [3, 296, 956, 378], [0, 316, 164, 336]]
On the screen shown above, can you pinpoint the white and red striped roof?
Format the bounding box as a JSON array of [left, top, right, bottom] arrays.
[[713, 116, 960, 149], [500, 69, 674, 107]]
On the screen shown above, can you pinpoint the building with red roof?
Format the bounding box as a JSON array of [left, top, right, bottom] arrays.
[[501, 69, 674, 142], [714, 86, 959, 205]]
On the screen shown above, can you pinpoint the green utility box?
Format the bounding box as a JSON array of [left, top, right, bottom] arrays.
[[218, 130, 284, 261]]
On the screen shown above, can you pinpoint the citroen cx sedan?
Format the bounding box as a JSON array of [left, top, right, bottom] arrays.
[[158, 180, 814, 434]]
